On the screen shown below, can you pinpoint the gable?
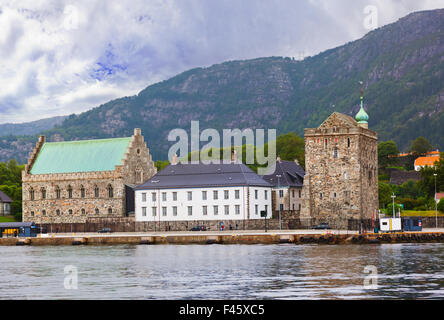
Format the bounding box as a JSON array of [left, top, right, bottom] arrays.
[[319, 112, 358, 129], [30, 137, 132, 175]]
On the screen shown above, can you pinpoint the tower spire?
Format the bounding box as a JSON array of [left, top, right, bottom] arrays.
[[356, 81, 369, 128]]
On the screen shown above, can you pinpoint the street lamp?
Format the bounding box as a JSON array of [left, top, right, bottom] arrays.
[[391, 193, 396, 219], [276, 174, 282, 230], [434, 173, 438, 228]]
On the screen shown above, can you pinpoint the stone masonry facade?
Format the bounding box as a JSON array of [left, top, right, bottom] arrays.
[[22, 129, 157, 224], [300, 113, 378, 227]]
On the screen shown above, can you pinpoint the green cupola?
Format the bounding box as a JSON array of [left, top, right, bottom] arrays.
[[356, 84, 369, 128]]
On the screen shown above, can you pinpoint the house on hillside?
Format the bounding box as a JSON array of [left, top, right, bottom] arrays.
[[22, 129, 157, 224], [414, 156, 440, 171], [0, 191, 12, 216]]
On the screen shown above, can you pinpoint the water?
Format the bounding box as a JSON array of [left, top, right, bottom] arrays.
[[0, 243, 443, 299]]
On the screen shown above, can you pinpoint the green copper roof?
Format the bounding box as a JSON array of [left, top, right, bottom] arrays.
[[30, 137, 132, 175], [355, 97, 369, 123]]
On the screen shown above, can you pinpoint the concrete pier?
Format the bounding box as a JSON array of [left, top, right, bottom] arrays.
[[1, 229, 444, 246]]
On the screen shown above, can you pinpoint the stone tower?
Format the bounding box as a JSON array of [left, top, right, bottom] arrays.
[[300, 94, 378, 227]]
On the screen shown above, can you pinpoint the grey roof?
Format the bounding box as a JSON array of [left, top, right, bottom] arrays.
[[261, 160, 305, 188], [0, 190, 12, 203], [136, 162, 272, 190], [0, 222, 35, 228]]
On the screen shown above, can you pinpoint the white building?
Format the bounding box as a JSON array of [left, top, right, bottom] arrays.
[[135, 160, 272, 223]]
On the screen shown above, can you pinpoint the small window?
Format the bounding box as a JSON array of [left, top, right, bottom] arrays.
[[81, 209, 86, 215], [235, 205, 240, 215], [173, 192, 177, 201], [348, 138, 351, 148], [202, 191, 207, 201], [280, 204, 284, 211], [235, 190, 240, 200], [255, 205, 258, 215], [213, 206, 219, 216], [152, 193, 156, 202], [320, 193, 323, 200], [162, 192, 167, 202], [334, 148, 338, 159], [42, 210, 46, 216], [108, 208, 113, 214], [187, 191, 192, 201], [94, 186, 99, 198], [265, 190, 268, 200], [213, 190, 218, 200], [95, 208, 99, 215], [142, 207, 147, 217], [279, 190, 284, 198], [30, 188, 35, 201], [203, 206, 208, 216], [31, 211, 35, 217], [108, 185, 114, 198], [67, 186, 73, 199], [56, 187, 61, 199], [142, 193, 147, 202], [56, 209, 60, 216], [41, 188, 46, 199], [188, 206, 193, 216], [69, 209, 73, 215], [173, 206, 177, 216], [224, 205, 229, 215], [224, 190, 229, 200], [81, 186, 85, 198], [152, 207, 156, 217], [255, 190, 258, 200], [162, 207, 167, 216]]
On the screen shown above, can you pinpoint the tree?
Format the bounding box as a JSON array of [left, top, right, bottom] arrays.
[[378, 141, 399, 169], [378, 182, 393, 209], [410, 136, 433, 155], [418, 153, 444, 198], [438, 198, 444, 213]]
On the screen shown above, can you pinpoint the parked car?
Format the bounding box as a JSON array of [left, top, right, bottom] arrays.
[[190, 225, 207, 231], [98, 228, 112, 233], [312, 223, 331, 230]]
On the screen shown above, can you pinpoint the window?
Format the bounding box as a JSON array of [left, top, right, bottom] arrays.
[[31, 211, 34, 217], [224, 190, 229, 200], [67, 186, 73, 199], [188, 206, 193, 216], [255, 205, 258, 215], [334, 148, 338, 159], [325, 138, 328, 149], [95, 208, 99, 215], [235, 205, 240, 215], [173, 192, 177, 201], [162, 207, 167, 216], [292, 190, 295, 198], [152, 207, 157, 217], [202, 191, 207, 200], [42, 210, 46, 216], [292, 204, 295, 210], [320, 193, 323, 200], [265, 190, 268, 200], [280, 204, 284, 211], [213, 206, 219, 216], [187, 191, 192, 201], [81, 209, 86, 215], [152, 193, 156, 202], [108, 208, 113, 214], [142, 207, 147, 217], [41, 188, 46, 199], [108, 185, 113, 198], [173, 206, 177, 216], [334, 192, 337, 198], [235, 190, 240, 200], [347, 138, 351, 148], [213, 190, 218, 200], [255, 190, 258, 200], [56, 187, 61, 199], [56, 209, 60, 216], [30, 188, 35, 201], [279, 190, 284, 198], [81, 186, 85, 198], [162, 192, 166, 202], [344, 172, 348, 180], [224, 205, 229, 215], [69, 209, 73, 215], [94, 186, 99, 198], [142, 193, 147, 202], [299, 190, 302, 198], [298, 204, 301, 211], [203, 206, 208, 216], [265, 205, 268, 214]]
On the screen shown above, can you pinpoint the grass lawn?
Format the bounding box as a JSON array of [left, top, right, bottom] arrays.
[[401, 210, 444, 217], [0, 216, 17, 222]]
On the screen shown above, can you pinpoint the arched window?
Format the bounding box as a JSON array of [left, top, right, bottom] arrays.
[[107, 185, 113, 198], [81, 209, 86, 215], [56, 209, 61, 216], [41, 188, 46, 199], [30, 188, 35, 201], [108, 208, 113, 214], [69, 209, 73, 215], [94, 185, 99, 198], [80, 185, 85, 198], [67, 185, 73, 199], [55, 186, 61, 199], [347, 138, 351, 148], [42, 210, 46, 216], [95, 208, 99, 215]]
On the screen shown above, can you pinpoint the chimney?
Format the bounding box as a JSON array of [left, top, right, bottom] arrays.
[[171, 153, 178, 165], [134, 128, 142, 136], [231, 150, 237, 163]]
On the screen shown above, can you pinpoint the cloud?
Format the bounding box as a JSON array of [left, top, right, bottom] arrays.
[[0, 0, 443, 124]]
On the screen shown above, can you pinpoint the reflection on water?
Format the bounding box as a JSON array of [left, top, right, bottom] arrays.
[[0, 243, 443, 299]]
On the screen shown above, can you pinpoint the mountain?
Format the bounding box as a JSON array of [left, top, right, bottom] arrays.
[[1, 9, 444, 164], [0, 116, 67, 136]]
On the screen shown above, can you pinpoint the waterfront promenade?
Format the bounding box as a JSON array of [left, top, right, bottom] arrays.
[[1, 228, 444, 246]]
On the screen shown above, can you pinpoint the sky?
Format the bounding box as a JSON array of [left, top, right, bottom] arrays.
[[1, 0, 444, 124]]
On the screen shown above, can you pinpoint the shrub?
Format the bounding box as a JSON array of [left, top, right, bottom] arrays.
[[438, 198, 444, 213]]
